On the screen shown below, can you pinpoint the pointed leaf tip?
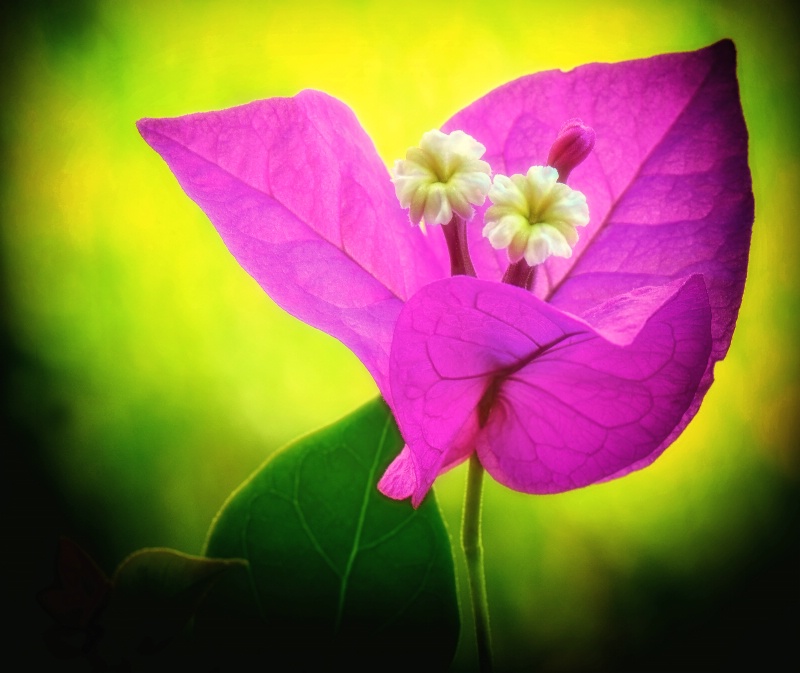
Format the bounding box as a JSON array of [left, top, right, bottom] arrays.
[[135, 117, 159, 142]]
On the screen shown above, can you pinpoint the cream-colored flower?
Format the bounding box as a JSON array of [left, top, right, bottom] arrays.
[[483, 166, 589, 266], [392, 130, 492, 227]]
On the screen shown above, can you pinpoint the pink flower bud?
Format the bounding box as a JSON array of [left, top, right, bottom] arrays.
[[546, 118, 595, 182]]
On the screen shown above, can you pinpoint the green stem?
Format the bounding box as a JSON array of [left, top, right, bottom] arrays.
[[461, 452, 493, 672]]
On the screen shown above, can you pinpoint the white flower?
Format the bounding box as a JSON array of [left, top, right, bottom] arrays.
[[392, 130, 492, 227], [483, 166, 589, 266]]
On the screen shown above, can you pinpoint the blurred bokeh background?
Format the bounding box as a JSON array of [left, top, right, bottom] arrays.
[[3, 1, 797, 670]]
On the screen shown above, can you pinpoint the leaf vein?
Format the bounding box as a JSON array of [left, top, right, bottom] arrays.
[[334, 411, 392, 632]]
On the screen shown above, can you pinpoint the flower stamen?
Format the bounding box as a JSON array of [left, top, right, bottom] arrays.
[[392, 130, 492, 227], [483, 166, 589, 268], [394, 130, 491, 276]]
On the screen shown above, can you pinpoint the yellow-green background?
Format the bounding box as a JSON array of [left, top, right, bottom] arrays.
[[4, 1, 797, 670]]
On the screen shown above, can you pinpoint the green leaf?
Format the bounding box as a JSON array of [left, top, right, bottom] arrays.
[[98, 548, 244, 670], [197, 397, 459, 670]]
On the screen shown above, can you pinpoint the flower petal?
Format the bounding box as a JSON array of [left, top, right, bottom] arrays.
[[138, 90, 449, 406], [386, 275, 711, 504], [444, 41, 752, 367], [377, 445, 417, 500]]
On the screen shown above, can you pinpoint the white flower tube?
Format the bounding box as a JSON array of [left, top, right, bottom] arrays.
[[483, 166, 589, 266], [392, 130, 492, 227]]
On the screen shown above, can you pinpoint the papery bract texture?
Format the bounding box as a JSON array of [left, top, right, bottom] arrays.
[[387, 38, 752, 497], [389, 276, 713, 505], [138, 91, 448, 407], [446, 40, 751, 359], [138, 40, 752, 504]]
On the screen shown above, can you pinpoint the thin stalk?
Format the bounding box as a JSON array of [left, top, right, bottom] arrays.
[[501, 259, 535, 290], [461, 452, 492, 672], [442, 215, 477, 277]]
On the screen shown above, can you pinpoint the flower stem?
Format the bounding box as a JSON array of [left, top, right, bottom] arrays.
[[461, 452, 493, 672], [443, 215, 477, 277], [502, 259, 536, 291]]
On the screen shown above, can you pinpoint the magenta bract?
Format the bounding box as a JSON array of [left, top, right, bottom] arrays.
[[386, 276, 712, 505], [138, 93, 448, 408], [138, 40, 753, 506]]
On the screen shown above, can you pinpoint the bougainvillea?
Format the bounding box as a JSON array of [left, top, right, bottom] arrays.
[[138, 40, 752, 507]]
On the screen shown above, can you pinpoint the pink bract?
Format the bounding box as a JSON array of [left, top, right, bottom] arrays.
[[138, 40, 752, 505], [138, 92, 448, 408]]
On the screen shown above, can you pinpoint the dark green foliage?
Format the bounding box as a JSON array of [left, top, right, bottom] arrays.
[[198, 397, 459, 671]]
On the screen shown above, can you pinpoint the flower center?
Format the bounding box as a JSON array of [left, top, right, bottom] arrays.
[[482, 166, 589, 267], [392, 121, 594, 287], [392, 129, 492, 228]]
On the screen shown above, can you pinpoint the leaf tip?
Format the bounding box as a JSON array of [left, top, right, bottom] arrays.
[[135, 117, 173, 148], [703, 37, 738, 69], [135, 117, 156, 140]]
